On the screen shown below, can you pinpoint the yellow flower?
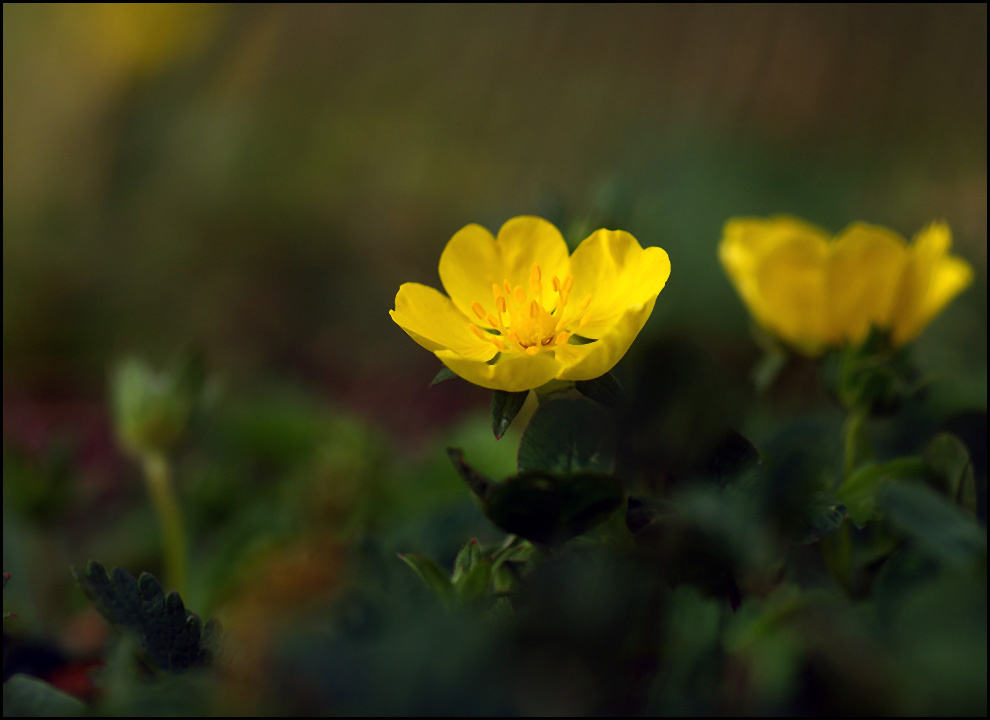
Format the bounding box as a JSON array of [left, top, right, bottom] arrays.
[[390, 217, 671, 392], [719, 215, 973, 355]]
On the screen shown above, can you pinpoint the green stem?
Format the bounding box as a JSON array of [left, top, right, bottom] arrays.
[[142, 453, 187, 596], [842, 408, 869, 479]]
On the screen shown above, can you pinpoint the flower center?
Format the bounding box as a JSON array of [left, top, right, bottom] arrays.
[[467, 263, 592, 355]]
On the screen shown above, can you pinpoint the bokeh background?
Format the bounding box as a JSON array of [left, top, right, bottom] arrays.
[[3, 4, 987, 714]]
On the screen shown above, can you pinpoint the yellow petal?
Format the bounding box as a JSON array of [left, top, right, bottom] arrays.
[[554, 297, 658, 381], [752, 234, 830, 355], [390, 283, 498, 362], [567, 229, 670, 339], [434, 349, 561, 392], [718, 215, 828, 327], [889, 222, 974, 344], [438, 217, 570, 324], [826, 223, 907, 345]]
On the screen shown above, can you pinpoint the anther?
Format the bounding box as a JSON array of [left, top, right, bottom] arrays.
[[555, 332, 570, 345], [552, 276, 561, 292], [563, 275, 574, 293], [529, 300, 540, 319], [495, 296, 507, 314], [469, 324, 486, 340], [503, 279, 512, 295], [529, 263, 542, 296], [513, 286, 527, 305], [525, 346, 540, 355], [486, 313, 499, 327], [579, 293, 592, 310], [471, 301, 487, 320]]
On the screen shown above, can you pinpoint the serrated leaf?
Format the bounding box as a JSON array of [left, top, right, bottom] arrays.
[[430, 367, 457, 386], [574, 372, 626, 408], [3, 675, 86, 717], [517, 399, 615, 475], [397, 554, 454, 609], [73, 561, 216, 673], [491, 390, 529, 439], [484, 471, 625, 545], [925, 433, 977, 515]]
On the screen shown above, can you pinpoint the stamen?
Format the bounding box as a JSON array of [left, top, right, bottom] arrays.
[[490, 337, 504, 350], [508, 330, 523, 346], [513, 285, 527, 306], [529, 263, 542, 298], [552, 276, 561, 292], [492, 283, 502, 300], [525, 346, 540, 355], [469, 324, 486, 340], [503, 279, 512, 295], [555, 332, 570, 345], [486, 313, 499, 327], [496, 296, 507, 314], [529, 300, 540, 319], [579, 293, 592, 310], [563, 275, 574, 293], [471, 301, 487, 320], [579, 314, 591, 328]]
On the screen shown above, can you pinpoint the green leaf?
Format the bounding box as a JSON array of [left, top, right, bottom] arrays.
[[925, 433, 977, 514], [484, 471, 625, 545], [397, 553, 454, 609], [453, 560, 493, 605], [574, 372, 626, 408], [3, 675, 86, 717], [446, 447, 492, 499], [795, 491, 847, 545], [705, 431, 762, 487], [451, 538, 482, 584], [430, 366, 457, 386], [880, 482, 986, 567], [517, 399, 615, 475], [751, 347, 788, 394], [72, 561, 216, 673], [836, 457, 926, 528], [491, 390, 529, 440]]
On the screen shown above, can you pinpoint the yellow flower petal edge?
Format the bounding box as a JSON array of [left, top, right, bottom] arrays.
[[719, 216, 973, 355], [392, 217, 670, 391]]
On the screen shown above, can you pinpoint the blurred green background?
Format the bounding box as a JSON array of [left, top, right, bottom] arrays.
[[2, 5, 987, 714]]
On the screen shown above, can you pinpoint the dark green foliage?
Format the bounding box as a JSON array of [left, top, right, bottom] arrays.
[[517, 398, 616, 475], [574, 372, 627, 408], [490, 390, 530, 439], [72, 561, 219, 674], [2, 675, 86, 717], [430, 366, 458, 385]]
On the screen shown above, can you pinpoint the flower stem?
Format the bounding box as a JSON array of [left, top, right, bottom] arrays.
[[142, 452, 187, 596], [842, 408, 869, 479]]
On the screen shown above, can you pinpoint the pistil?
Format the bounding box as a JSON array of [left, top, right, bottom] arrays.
[[471, 263, 591, 355]]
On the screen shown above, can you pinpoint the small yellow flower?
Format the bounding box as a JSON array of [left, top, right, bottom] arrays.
[[390, 217, 671, 392], [719, 215, 973, 355]]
